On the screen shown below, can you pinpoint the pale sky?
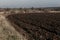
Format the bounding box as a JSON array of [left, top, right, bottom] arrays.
[[0, 0, 60, 8]]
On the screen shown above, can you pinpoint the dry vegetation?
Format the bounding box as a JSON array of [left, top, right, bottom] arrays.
[[0, 11, 28, 40], [6, 13, 60, 40], [0, 8, 60, 40]]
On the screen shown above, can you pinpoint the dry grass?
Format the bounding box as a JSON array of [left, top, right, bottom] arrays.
[[0, 15, 27, 40]]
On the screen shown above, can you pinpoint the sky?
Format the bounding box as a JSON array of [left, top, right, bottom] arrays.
[[0, 0, 60, 8]]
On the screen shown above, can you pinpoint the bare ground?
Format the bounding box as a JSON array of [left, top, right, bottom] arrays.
[[6, 13, 60, 40]]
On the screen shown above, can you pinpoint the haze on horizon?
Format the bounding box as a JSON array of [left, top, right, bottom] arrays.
[[0, 0, 60, 8]]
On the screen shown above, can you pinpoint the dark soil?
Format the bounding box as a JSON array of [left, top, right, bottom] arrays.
[[6, 13, 60, 40]]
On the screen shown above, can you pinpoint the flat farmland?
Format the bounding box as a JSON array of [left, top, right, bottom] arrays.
[[6, 13, 60, 40]]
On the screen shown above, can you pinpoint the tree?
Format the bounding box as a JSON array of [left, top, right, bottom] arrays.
[[31, 7, 34, 10]]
